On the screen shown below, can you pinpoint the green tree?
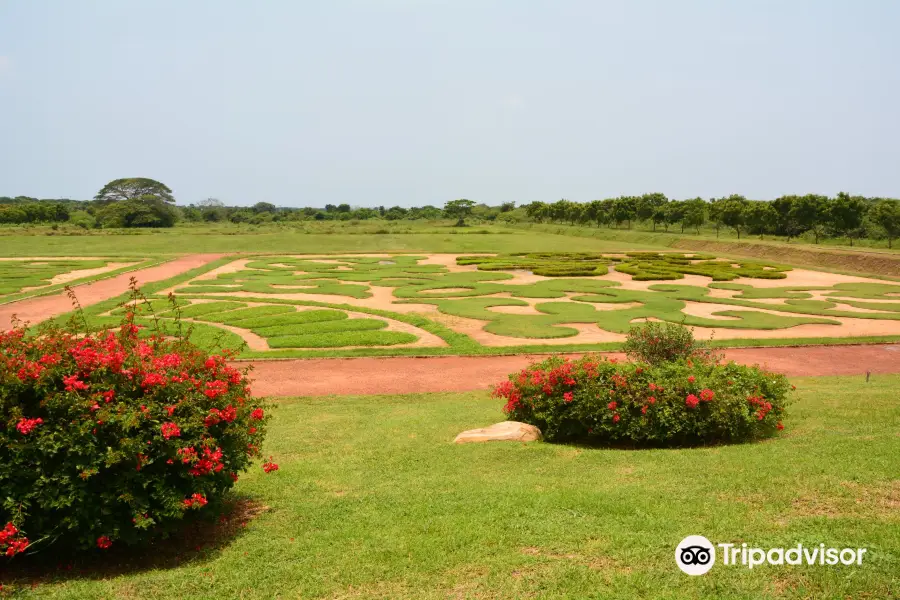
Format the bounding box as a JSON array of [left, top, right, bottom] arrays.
[[94, 178, 175, 204], [870, 199, 900, 249], [252, 202, 277, 214], [719, 195, 749, 239], [637, 193, 668, 230], [790, 194, 829, 243], [96, 196, 177, 228], [524, 201, 548, 223], [682, 198, 707, 234], [827, 192, 867, 246], [444, 199, 476, 226], [665, 200, 687, 233], [743, 201, 777, 238], [611, 196, 637, 229]]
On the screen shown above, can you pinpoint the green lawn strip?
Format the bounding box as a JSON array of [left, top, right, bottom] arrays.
[[214, 310, 349, 329], [266, 330, 417, 349], [157, 301, 249, 318], [32, 255, 243, 331], [614, 252, 790, 281], [459, 251, 791, 281], [652, 284, 900, 322], [253, 318, 387, 338], [407, 287, 839, 339], [0, 258, 110, 296], [832, 300, 900, 312], [0, 225, 662, 255], [10, 376, 898, 598], [0, 257, 164, 305], [200, 305, 298, 325], [159, 293, 477, 354]]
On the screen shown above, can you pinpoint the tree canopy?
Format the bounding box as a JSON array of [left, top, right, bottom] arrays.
[[94, 178, 175, 204]]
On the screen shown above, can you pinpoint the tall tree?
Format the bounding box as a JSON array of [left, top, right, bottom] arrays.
[[719, 195, 749, 239], [743, 201, 777, 238], [682, 198, 707, 234], [637, 193, 668, 230], [790, 194, 829, 243], [827, 192, 868, 246], [94, 178, 175, 204], [444, 199, 475, 226], [870, 200, 900, 249]]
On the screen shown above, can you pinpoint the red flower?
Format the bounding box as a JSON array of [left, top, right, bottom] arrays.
[[648, 396, 656, 404], [141, 372, 167, 388], [183, 493, 208, 509], [219, 405, 237, 423], [165, 405, 177, 416], [160, 422, 181, 440], [685, 394, 700, 409], [699, 389, 715, 402], [102, 390, 115, 403], [63, 374, 89, 392], [641, 405, 648, 414], [203, 380, 228, 399], [563, 392, 573, 403], [250, 408, 265, 421], [16, 417, 43, 435], [776, 422, 784, 431], [262, 460, 279, 473], [687, 375, 696, 384], [612, 414, 620, 423], [607, 401, 617, 410], [96, 536, 112, 549]]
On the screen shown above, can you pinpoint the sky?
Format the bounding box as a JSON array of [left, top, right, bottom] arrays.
[[1, 1, 899, 207]]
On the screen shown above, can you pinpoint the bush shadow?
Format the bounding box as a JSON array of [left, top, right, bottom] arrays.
[[0, 496, 268, 588]]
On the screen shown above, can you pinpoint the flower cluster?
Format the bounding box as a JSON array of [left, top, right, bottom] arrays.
[[0, 522, 28, 557], [493, 353, 791, 446], [183, 493, 208, 509], [0, 306, 273, 555]]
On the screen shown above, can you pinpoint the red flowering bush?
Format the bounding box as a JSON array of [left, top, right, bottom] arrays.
[[494, 353, 791, 446], [0, 304, 272, 556]]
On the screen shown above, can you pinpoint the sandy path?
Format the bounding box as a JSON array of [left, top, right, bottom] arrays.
[[0, 254, 227, 329], [238, 344, 900, 397]]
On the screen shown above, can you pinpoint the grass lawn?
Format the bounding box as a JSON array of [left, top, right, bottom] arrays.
[[0, 223, 662, 256], [10, 374, 898, 599]]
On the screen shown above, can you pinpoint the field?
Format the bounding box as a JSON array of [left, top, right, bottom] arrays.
[[1, 225, 898, 599], [34, 249, 900, 358], [5, 375, 898, 599]]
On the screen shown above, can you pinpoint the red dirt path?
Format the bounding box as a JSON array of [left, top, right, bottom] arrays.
[[241, 344, 900, 397], [0, 254, 225, 329]]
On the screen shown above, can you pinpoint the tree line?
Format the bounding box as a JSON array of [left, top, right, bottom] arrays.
[[3, 180, 898, 249], [521, 194, 900, 248]]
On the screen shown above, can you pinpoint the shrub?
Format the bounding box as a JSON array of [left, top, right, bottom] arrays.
[[622, 320, 711, 365], [0, 306, 272, 556], [494, 354, 790, 446]]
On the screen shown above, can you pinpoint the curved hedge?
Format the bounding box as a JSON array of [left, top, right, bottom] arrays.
[[494, 354, 790, 446], [0, 315, 272, 556]]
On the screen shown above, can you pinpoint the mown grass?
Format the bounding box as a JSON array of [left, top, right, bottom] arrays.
[[41, 252, 900, 356], [0, 257, 163, 305], [504, 223, 900, 280], [0, 223, 660, 256], [5, 374, 897, 599]]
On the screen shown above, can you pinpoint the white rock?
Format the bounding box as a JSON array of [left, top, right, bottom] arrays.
[[453, 421, 542, 444]]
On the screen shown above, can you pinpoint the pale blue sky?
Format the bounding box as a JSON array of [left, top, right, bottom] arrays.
[[1, 1, 898, 207]]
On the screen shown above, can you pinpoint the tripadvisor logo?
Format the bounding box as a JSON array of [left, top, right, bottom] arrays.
[[675, 536, 867, 575]]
